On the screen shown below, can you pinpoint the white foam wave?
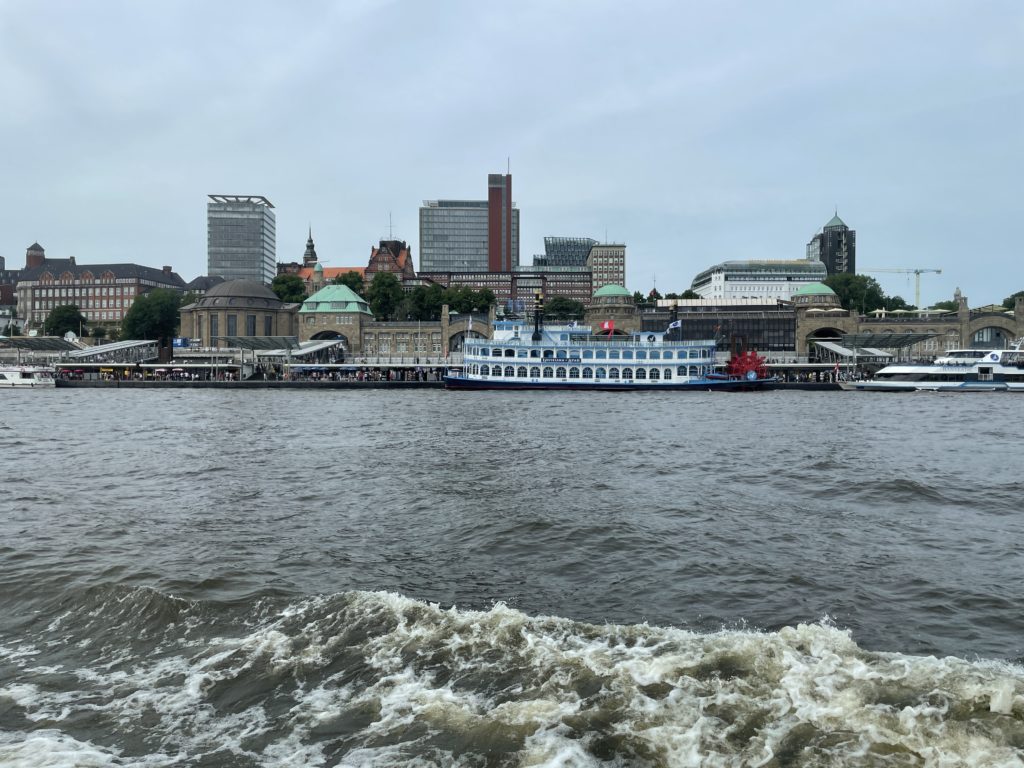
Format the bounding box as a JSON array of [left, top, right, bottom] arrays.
[[2, 590, 1022, 767]]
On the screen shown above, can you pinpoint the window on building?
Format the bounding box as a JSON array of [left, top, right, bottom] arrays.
[[226, 315, 237, 335]]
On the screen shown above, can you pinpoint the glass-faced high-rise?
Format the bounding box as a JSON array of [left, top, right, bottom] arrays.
[[207, 195, 277, 284], [419, 174, 519, 273]]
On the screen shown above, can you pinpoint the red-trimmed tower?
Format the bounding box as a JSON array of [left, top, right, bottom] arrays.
[[487, 174, 513, 272]]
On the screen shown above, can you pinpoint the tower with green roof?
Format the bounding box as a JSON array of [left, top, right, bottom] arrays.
[[806, 211, 855, 276]]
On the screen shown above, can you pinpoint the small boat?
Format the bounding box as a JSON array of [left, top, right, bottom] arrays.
[[444, 316, 776, 392], [844, 340, 1024, 392], [0, 365, 56, 388]]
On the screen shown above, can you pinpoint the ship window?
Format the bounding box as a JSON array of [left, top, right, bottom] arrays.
[[649, 368, 661, 380], [690, 366, 699, 376], [556, 350, 567, 359], [636, 350, 647, 359], [543, 350, 554, 358], [517, 349, 528, 357], [530, 350, 540, 358], [622, 367, 633, 379], [569, 367, 580, 379], [636, 368, 647, 379], [663, 351, 673, 359], [556, 366, 566, 378], [505, 349, 515, 357], [594, 367, 607, 379], [689, 350, 699, 358], [504, 366, 515, 377], [609, 367, 620, 379], [517, 366, 527, 377], [650, 351, 661, 360], [530, 366, 540, 377], [582, 367, 593, 378], [678, 366, 687, 376], [492, 348, 502, 357], [596, 350, 607, 359], [609, 350, 620, 359], [480, 365, 490, 376], [582, 350, 594, 359], [543, 367, 554, 378], [664, 369, 672, 380], [621, 350, 633, 359], [480, 348, 489, 356]]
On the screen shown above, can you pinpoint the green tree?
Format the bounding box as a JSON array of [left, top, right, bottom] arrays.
[[333, 271, 365, 296], [91, 325, 107, 340], [271, 274, 307, 303], [680, 289, 701, 299], [44, 304, 88, 337], [632, 291, 646, 305], [543, 296, 584, 319], [367, 272, 404, 320], [883, 295, 914, 311], [1003, 290, 1024, 310], [929, 300, 959, 312], [825, 274, 887, 313], [121, 288, 183, 342]]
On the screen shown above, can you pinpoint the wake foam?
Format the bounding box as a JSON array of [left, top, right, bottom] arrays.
[[1, 588, 1022, 767]]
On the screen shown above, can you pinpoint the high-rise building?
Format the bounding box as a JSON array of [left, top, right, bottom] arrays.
[[207, 195, 276, 284], [587, 244, 627, 293], [807, 212, 855, 275], [533, 237, 598, 267], [419, 174, 519, 273]]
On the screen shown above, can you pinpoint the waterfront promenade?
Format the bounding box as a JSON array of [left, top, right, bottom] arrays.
[[54, 379, 839, 390]]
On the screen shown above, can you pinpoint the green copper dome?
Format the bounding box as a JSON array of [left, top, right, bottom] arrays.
[[299, 284, 372, 315], [793, 282, 836, 296], [593, 284, 630, 298], [824, 213, 846, 228]]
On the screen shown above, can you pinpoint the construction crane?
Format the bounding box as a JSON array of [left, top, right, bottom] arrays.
[[861, 268, 942, 308]]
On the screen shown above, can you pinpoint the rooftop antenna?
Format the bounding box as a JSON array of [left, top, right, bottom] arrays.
[[507, 156, 510, 174], [388, 212, 394, 239]]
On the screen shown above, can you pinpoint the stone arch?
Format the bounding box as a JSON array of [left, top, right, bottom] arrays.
[[311, 330, 348, 345], [969, 324, 1015, 349]]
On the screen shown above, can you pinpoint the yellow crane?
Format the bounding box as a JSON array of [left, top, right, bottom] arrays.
[[861, 268, 942, 308]]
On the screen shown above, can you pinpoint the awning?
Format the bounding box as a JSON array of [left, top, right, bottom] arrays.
[[212, 336, 300, 350], [814, 340, 855, 357], [841, 332, 937, 349]]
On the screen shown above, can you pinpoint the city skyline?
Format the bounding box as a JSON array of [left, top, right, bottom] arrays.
[[1, 1, 1021, 306]]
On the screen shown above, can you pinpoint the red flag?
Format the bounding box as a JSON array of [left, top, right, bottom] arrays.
[[601, 320, 614, 332]]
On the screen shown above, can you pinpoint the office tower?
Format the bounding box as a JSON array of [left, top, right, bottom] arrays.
[[533, 237, 599, 267], [807, 212, 855, 275], [207, 195, 277, 284], [419, 174, 519, 272]]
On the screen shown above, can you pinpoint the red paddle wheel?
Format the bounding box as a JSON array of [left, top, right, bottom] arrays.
[[726, 349, 769, 381]]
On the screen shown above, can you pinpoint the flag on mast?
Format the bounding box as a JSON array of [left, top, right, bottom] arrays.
[[666, 320, 681, 331], [601, 320, 614, 332]]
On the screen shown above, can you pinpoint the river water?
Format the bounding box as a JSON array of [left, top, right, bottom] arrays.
[[1, 389, 1022, 766]]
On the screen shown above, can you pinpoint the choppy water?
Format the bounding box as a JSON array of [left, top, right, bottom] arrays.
[[1, 389, 1023, 766]]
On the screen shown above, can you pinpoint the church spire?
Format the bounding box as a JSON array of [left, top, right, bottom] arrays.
[[303, 229, 318, 268]]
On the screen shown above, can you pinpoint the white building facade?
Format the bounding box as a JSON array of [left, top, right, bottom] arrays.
[[690, 259, 828, 301]]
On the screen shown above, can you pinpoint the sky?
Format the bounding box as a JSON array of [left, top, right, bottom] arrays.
[[1, 0, 1021, 307]]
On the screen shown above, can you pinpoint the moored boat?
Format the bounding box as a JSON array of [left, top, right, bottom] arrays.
[[444, 319, 776, 392], [844, 341, 1024, 392], [0, 365, 56, 388]]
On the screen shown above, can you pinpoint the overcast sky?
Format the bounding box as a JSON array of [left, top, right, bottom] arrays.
[[1, 1, 1020, 306]]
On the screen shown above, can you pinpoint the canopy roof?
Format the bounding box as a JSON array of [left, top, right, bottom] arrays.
[[841, 332, 936, 349], [0, 336, 79, 351], [68, 339, 158, 359], [212, 336, 299, 350]]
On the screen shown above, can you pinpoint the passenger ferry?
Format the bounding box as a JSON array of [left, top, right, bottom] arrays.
[[0, 365, 56, 388], [844, 342, 1024, 392], [444, 320, 776, 391]]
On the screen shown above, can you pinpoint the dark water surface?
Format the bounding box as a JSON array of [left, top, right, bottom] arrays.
[[1, 389, 1022, 766]]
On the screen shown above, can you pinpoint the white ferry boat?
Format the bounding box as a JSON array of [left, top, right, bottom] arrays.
[[0, 365, 56, 388], [844, 342, 1024, 392], [445, 320, 776, 391]]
